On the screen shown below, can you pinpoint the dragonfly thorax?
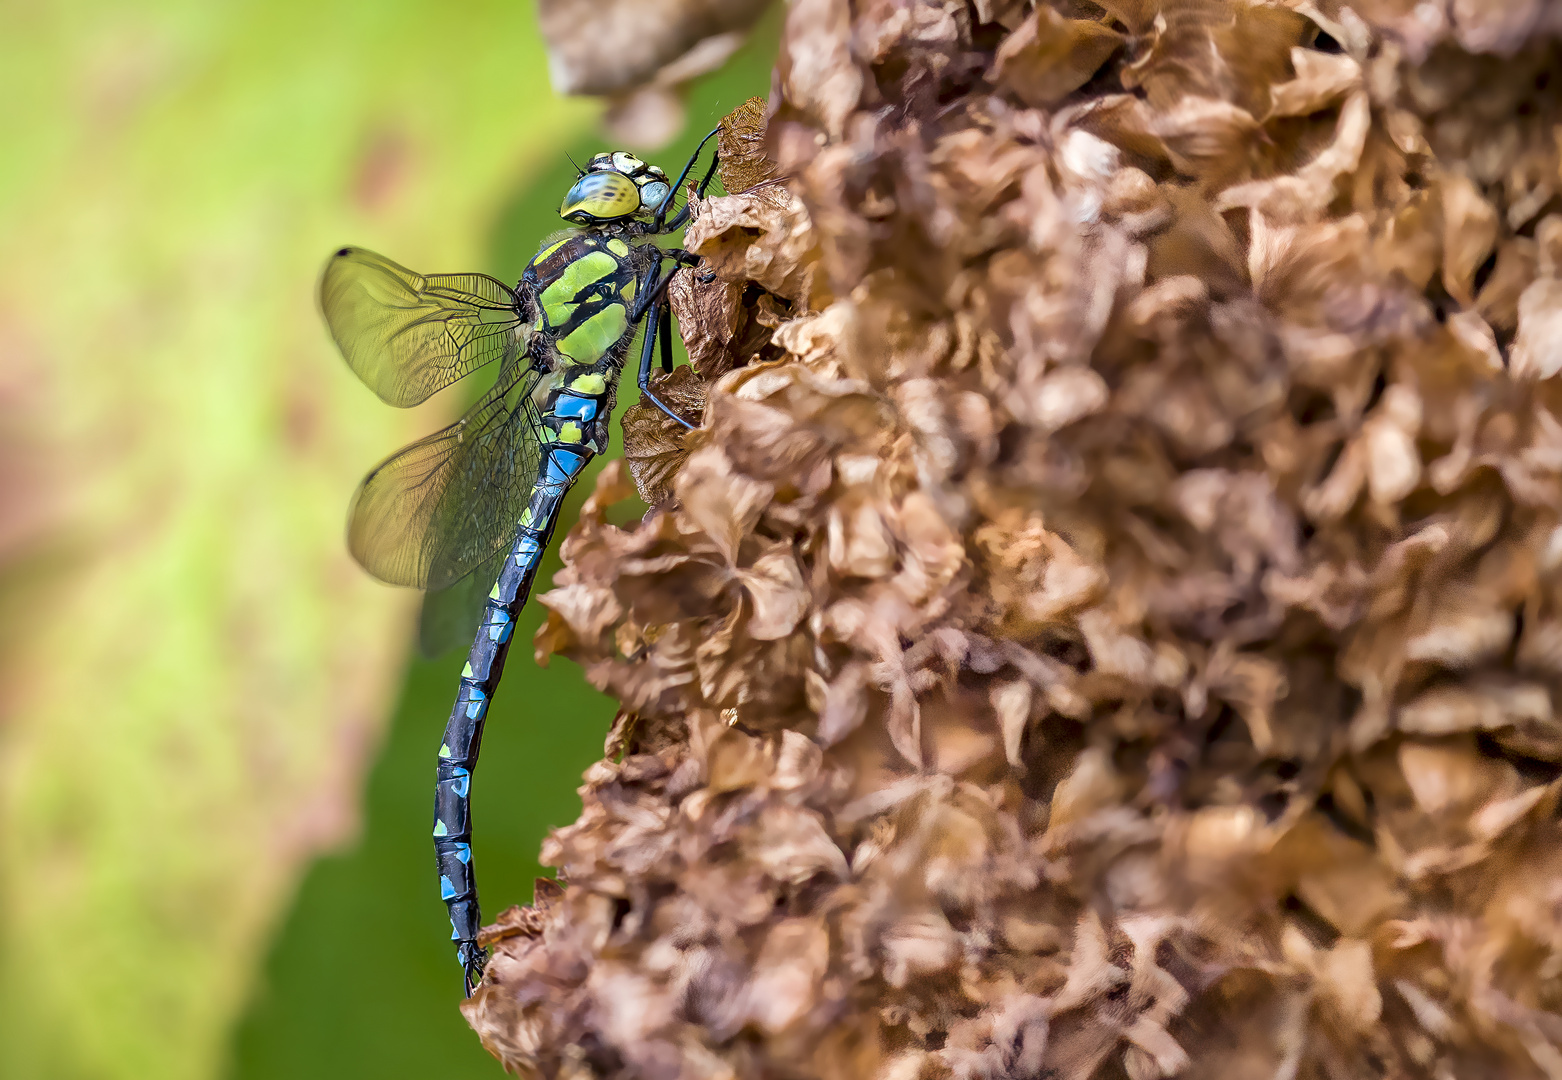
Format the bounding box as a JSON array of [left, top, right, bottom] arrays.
[[519, 231, 660, 451]]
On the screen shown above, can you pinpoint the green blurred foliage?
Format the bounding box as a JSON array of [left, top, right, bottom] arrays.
[[0, 0, 776, 1077]]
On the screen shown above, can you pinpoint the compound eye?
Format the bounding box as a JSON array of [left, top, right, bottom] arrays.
[[559, 171, 641, 221], [611, 152, 646, 174], [639, 181, 671, 212]]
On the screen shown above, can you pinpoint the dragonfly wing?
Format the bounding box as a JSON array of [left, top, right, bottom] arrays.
[[347, 362, 549, 590], [321, 246, 528, 407], [417, 545, 508, 658]]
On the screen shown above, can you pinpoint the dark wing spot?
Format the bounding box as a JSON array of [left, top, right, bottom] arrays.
[[336, 247, 352, 257]]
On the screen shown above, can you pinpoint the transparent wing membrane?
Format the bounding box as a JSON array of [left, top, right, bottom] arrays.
[[347, 363, 548, 591], [417, 545, 508, 658], [321, 246, 527, 407]]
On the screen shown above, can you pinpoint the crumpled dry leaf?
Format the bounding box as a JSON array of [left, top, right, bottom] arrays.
[[682, 182, 827, 307], [466, 9, 1562, 1080], [717, 95, 777, 194], [993, 6, 1122, 108], [622, 364, 706, 506]]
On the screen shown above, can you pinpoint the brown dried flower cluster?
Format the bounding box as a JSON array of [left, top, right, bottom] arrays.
[[537, 0, 772, 147], [466, 3, 1562, 1077]]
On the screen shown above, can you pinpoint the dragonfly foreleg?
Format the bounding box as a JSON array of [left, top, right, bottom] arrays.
[[654, 126, 722, 233], [627, 249, 696, 324]]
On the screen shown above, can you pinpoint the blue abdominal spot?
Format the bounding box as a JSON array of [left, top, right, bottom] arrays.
[[553, 393, 599, 422], [464, 688, 487, 720], [543, 449, 587, 486]]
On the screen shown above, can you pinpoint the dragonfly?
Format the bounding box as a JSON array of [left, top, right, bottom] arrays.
[[321, 130, 720, 995]]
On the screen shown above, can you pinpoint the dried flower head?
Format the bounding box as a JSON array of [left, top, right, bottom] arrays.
[[467, 4, 1562, 1078]]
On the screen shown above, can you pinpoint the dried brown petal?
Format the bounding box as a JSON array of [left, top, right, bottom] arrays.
[[683, 185, 826, 308], [718, 95, 777, 194], [674, 444, 773, 564], [538, 0, 770, 97], [468, 5, 1562, 1078], [622, 365, 706, 506], [735, 541, 809, 640], [993, 7, 1122, 109]]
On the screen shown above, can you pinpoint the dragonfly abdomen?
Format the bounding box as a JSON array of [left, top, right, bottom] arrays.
[[432, 435, 593, 980], [431, 235, 650, 990]]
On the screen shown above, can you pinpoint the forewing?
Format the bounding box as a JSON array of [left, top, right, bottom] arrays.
[[347, 363, 548, 590], [321, 246, 526, 407]]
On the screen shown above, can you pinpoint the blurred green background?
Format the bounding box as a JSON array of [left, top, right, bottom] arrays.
[[0, 2, 773, 1077]]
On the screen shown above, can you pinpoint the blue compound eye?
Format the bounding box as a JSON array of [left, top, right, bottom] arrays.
[[640, 181, 671, 212]]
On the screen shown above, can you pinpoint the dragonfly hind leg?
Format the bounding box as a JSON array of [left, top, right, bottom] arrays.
[[629, 249, 704, 429], [660, 303, 674, 373], [637, 294, 694, 430]]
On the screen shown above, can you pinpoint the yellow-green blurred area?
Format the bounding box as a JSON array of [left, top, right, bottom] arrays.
[[0, 2, 775, 1076]]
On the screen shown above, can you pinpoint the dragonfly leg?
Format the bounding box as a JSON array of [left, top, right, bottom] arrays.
[[638, 295, 694, 429], [654, 126, 722, 233], [693, 150, 720, 199], [628, 249, 704, 326], [659, 301, 674, 374], [661, 246, 715, 284]]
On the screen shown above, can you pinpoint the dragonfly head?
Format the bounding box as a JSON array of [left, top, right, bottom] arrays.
[[559, 151, 673, 226]]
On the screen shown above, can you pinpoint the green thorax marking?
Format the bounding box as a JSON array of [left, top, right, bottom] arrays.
[[522, 233, 647, 369], [557, 305, 629, 363], [539, 251, 617, 327]]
